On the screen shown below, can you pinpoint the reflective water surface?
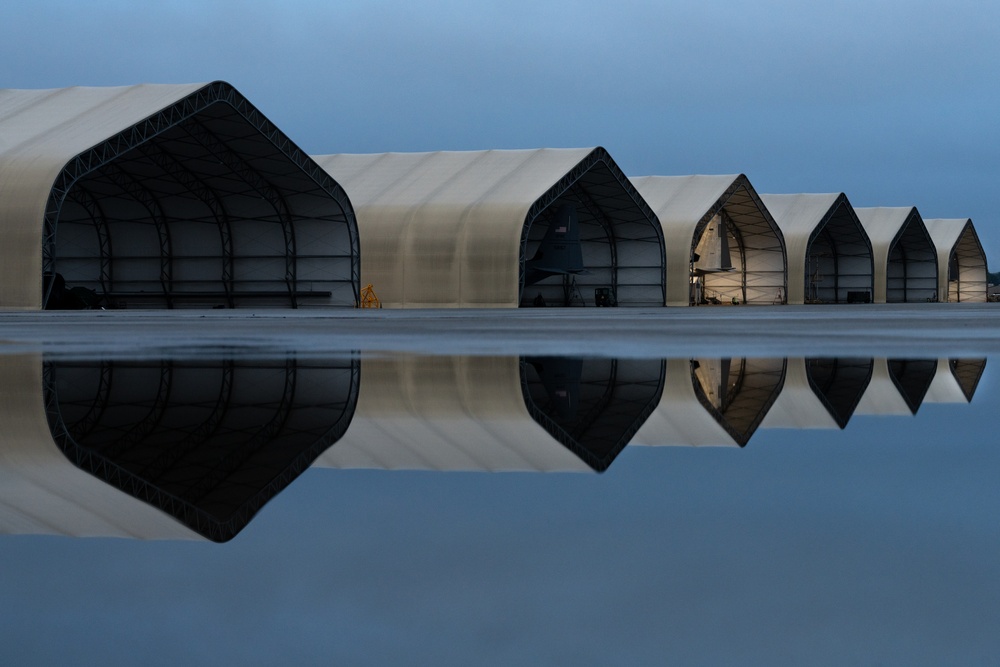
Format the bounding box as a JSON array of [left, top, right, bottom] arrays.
[[2, 340, 999, 664]]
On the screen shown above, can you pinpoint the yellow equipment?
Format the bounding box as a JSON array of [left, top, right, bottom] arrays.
[[358, 284, 381, 309]]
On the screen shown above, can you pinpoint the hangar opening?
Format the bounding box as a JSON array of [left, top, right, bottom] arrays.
[[37, 83, 359, 310], [519, 159, 665, 307], [925, 218, 987, 303], [43, 357, 360, 541], [855, 207, 937, 303], [805, 357, 873, 428], [804, 200, 873, 303], [690, 357, 786, 445], [313, 148, 664, 308], [885, 218, 937, 302], [761, 194, 874, 305], [631, 175, 786, 307], [521, 357, 665, 469]]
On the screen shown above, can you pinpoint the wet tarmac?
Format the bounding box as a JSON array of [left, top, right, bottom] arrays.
[[1, 303, 998, 358]]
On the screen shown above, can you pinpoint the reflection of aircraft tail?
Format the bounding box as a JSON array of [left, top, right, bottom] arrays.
[[526, 203, 590, 285]]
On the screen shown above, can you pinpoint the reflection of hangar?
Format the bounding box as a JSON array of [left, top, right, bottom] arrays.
[[855, 207, 937, 303], [855, 358, 936, 416], [0, 82, 359, 310], [42, 357, 360, 541], [0, 355, 197, 540], [313, 355, 664, 472], [924, 359, 987, 404], [760, 194, 874, 304], [312, 149, 665, 307], [924, 219, 988, 303], [761, 358, 873, 430], [631, 175, 786, 306], [631, 358, 785, 447]]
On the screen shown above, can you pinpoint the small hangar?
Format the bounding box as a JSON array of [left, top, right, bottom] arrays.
[[855, 207, 937, 303], [760, 194, 874, 304], [923, 218, 988, 302], [631, 175, 786, 306], [312, 148, 666, 307], [0, 82, 359, 310]]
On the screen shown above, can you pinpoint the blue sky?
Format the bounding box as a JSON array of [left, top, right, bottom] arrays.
[[3, 1, 998, 262]]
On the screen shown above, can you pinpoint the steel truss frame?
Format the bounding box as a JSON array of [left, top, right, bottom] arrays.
[[518, 148, 665, 307], [690, 358, 787, 446], [42, 81, 359, 309], [690, 177, 787, 305], [806, 199, 874, 304], [41, 357, 361, 542], [519, 358, 666, 471], [886, 212, 937, 303]]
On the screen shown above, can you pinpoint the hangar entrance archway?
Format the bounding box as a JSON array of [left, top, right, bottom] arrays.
[[886, 220, 937, 302], [805, 203, 873, 303], [519, 160, 664, 308], [44, 84, 358, 310]]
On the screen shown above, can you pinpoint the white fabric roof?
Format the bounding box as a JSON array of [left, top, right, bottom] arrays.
[[759, 358, 841, 429], [313, 148, 662, 307], [313, 356, 593, 472], [759, 193, 843, 304], [630, 359, 739, 447], [631, 175, 785, 306], [854, 358, 912, 416], [854, 207, 923, 303], [924, 218, 988, 302], [0, 354, 200, 540], [0, 84, 206, 310], [924, 358, 986, 404]]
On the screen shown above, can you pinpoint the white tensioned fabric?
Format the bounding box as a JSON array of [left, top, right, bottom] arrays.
[[1, 83, 359, 311], [0, 355, 200, 540], [854, 207, 937, 303], [759, 358, 841, 429], [313, 148, 663, 307], [924, 358, 987, 403], [312, 356, 592, 472], [760, 193, 872, 304], [924, 218, 988, 303], [631, 359, 740, 446], [0, 84, 204, 309], [854, 358, 921, 416], [631, 358, 783, 447], [630, 175, 785, 306]]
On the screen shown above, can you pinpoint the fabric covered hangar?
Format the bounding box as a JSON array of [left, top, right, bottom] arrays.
[[0, 82, 359, 310], [854, 207, 937, 303], [923, 218, 987, 303], [760, 193, 874, 305], [630, 175, 786, 306], [313, 355, 665, 473], [312, 148, 665, 307]]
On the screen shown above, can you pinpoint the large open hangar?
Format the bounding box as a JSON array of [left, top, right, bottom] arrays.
[[631, 175, 786, 306], [855, 207, 937, 303], [312, 148, 665, 308], [0, 82, 359, 310], [760, 194, 874, 304], [924, 218, 988, 302]]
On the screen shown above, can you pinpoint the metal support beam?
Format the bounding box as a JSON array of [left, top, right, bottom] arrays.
[[180, 118, 299, 307], [138, 142, 235, 307], [102, 164, 175, 307], [65, 185, 113, 299], [186, 359, 298, 505], [41, 81, 360, 309]]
